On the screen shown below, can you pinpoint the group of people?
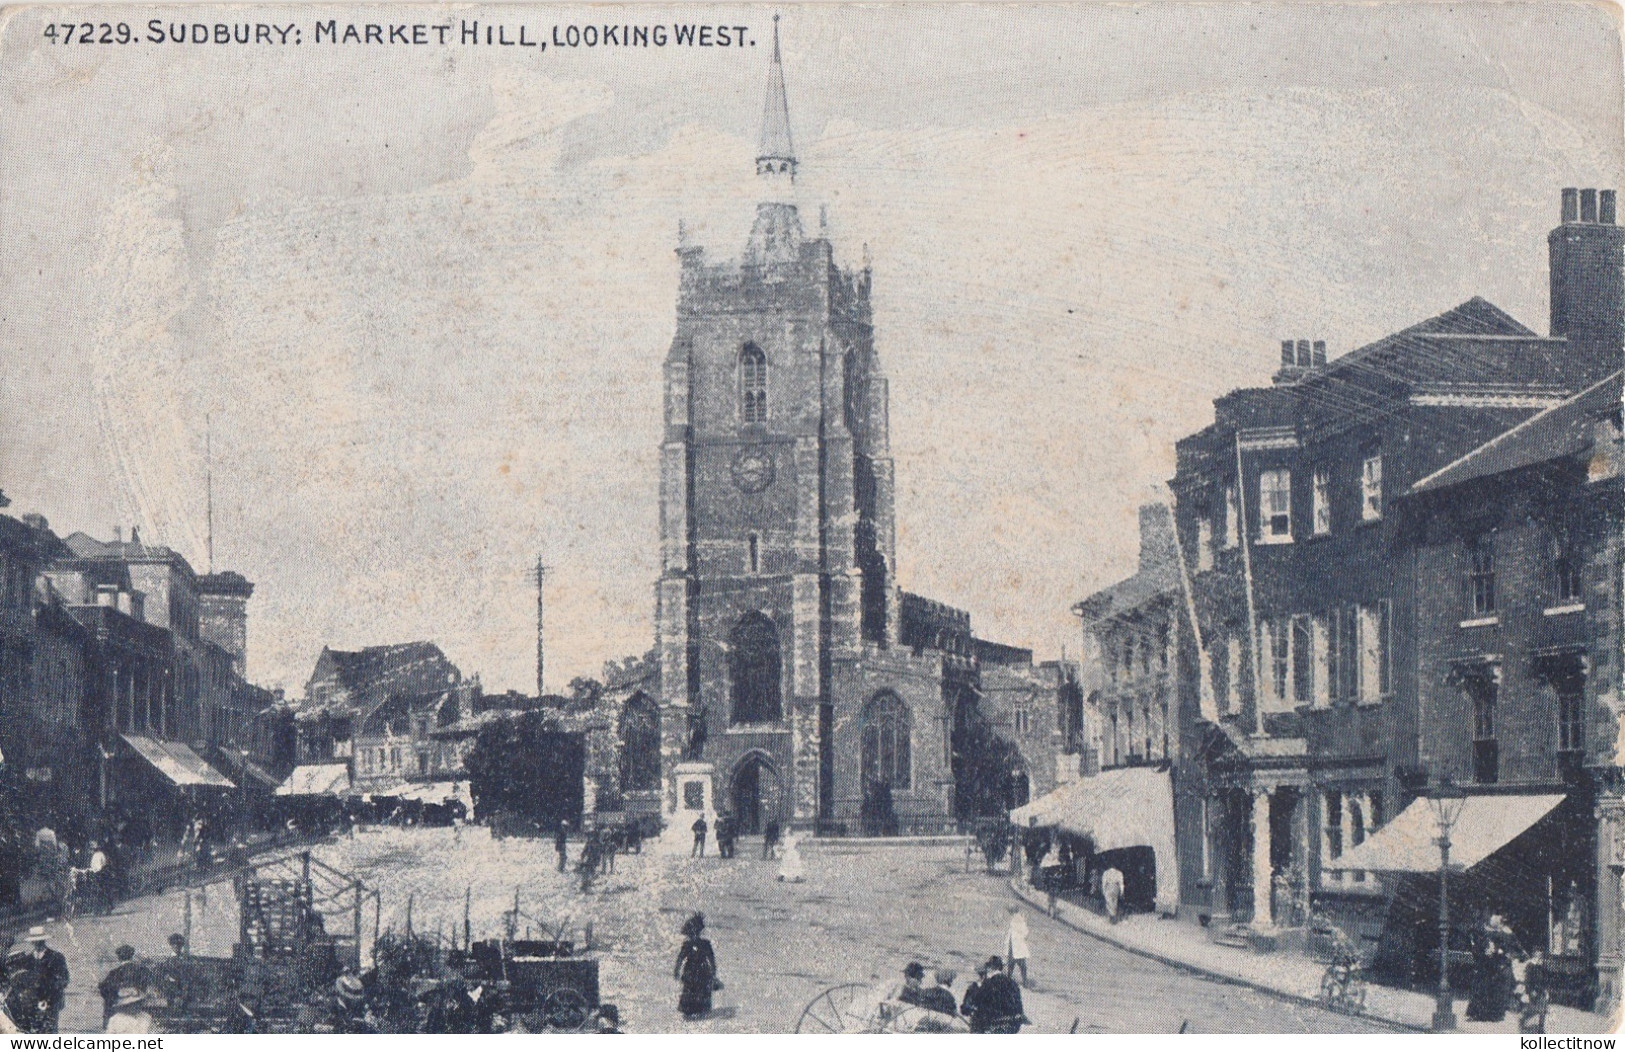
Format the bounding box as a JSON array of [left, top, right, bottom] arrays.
[[555, 822, 645, 892], [894, 956, 1027, 1033], [1464, 914, 1548, 1028], [324, 965, 623, 1034]]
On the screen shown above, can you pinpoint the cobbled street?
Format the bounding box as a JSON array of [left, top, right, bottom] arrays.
[[45, 829, 1401, 1034]]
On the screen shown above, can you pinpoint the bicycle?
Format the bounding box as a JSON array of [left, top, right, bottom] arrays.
[[1316, 926, 1368, 1016]]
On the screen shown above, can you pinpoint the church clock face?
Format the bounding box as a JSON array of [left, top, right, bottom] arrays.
[[731, 449, 775, 494]]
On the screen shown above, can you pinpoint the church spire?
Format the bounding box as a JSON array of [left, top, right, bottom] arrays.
[[755, 15, 796, 182]]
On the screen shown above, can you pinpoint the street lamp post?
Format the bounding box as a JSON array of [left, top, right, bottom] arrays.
[[1428, 775, 1467, 1032]]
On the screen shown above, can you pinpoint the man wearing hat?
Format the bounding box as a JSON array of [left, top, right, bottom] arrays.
[[327, 973, 378, 1033], [104, 987, 156, 1034], [964, 956, 1024, 1034], [98, 946, 153, 1025], [20, 928, 67, 1034], [895, 961, 930, 1009]]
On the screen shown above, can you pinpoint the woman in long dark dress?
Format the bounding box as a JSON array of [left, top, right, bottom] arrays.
[[673, 913, 718, 1020], [1465, 919, 1516, 1023]]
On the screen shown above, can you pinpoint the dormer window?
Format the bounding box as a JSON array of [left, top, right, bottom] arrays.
[[740, 344, 768, 424]]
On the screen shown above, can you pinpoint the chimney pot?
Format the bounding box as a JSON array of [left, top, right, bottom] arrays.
[[1562, 188, 1580, 223], [1280, 340, 1295, 367], [1602, 190, 1617, 225], [1296, 339, 1312, 367], [1582, 189, 1599, 223], [113, 526, 122, 543], [1312, 340, 1327, 366]]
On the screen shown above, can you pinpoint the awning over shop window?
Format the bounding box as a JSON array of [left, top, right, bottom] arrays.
[[276, 763, 352, 798], [1330, 793, 1566, 873], [1009, 766, 1178, 914], [120, 735, 236, 789], [396, 782, 469, 804]]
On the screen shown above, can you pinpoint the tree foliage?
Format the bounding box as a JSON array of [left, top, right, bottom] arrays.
[[951, 700, 1027, 820], [463, 710, 584, 824]]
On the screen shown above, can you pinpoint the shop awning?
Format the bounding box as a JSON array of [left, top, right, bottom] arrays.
[[1009, 766, 1178, 913], [1330, 793, 1566, 873], [120, 735, 236, 789], [1010, 782, 1074, 826], [276, 764, 352, 798], [214, 751, 281, 790], [395, 781, 469, 804]]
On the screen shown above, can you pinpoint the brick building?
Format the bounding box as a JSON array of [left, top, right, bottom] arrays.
[[296, 641, 463, 763], [654, 25, 1074, 835], [1165, 189, 1623, 973], [1335, 371, 1624, 1008]]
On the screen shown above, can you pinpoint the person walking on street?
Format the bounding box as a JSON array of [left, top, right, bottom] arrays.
[[1101, 866, 1125, 923], [690, 816, 708, 858], [104, 988, 157, 1034], [21, 928, 67, 1034], [1004, 905, 1030, 987], [578, 837, 602, 893], [673, 913, 719, 1020], [555, 822, 569, 874], [762, 819, 781, 860]]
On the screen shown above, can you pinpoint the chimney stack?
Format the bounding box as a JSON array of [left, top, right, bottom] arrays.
[[1273, 338, 1325, 383], [1549, 187, 1625, 350]]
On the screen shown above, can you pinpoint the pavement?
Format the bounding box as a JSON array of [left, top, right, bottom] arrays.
[[1007, 876, 1620, 1035], [36, 827, 1411, 1033]]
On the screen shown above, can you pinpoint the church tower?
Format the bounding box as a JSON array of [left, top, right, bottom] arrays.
[[657, 18, 898, 832]]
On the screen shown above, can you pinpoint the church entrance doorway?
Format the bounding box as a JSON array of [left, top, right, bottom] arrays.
[[731, 753, 782, 835]]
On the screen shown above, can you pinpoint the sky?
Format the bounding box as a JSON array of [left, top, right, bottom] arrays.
[[0, 2, 1621, 694]]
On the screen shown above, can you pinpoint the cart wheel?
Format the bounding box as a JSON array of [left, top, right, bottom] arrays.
[[543, 987, 591, 1032], [796, 983, 882, 1034]]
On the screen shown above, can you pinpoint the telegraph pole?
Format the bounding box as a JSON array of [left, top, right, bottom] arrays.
[[535, 555, 546, 698]]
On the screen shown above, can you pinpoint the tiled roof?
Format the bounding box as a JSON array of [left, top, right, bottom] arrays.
[[1410, 371, 1623, 494]]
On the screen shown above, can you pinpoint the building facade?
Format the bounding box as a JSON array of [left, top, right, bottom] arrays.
[[1162, 189, 1623, 1002], [1393, 372, 1623, 1009], [654, 26, 1073, 835]]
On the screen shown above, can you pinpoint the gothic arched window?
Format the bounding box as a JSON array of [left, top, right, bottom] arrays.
[[618, 692, 661, 793], [729, 612, 782, 724], [740, 344, 768, 424], [861, 692, 912, 791]]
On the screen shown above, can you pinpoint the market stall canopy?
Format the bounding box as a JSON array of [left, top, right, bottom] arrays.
[[1009, 766, 1177, 914], [276, 763, 353, 798], [1330, 793, 1566, 873], [120, 735, 236, 789]]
